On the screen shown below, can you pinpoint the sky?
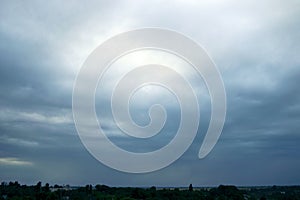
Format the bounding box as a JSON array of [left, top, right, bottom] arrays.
[[0, 0, 300, 187]]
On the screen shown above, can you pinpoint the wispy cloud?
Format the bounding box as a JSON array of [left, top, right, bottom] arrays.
[[0, 136, 39, 147], [0, 109, 72, 125], [0, 157, 33, 166]]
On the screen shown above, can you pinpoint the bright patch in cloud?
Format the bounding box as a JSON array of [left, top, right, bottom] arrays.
[[0, 157, 33, 166]]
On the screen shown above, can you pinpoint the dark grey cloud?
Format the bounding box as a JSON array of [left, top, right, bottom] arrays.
[[0, 0, 300, 186]]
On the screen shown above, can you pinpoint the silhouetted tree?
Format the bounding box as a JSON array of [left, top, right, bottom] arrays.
[[260, 196, 267, 200], [44, 183, 50, 193], [35, 181, 42, 200]]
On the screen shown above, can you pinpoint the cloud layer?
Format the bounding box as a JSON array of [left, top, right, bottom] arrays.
[[0, 0, 300, 186]]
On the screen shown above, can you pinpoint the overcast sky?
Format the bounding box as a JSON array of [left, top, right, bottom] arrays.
[[1, 0, 300, 187]]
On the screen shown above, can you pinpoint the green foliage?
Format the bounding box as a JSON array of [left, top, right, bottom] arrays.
[[209, 185, 244, 200], [189, 184, 193, 192], [1, 182, 300, 200]]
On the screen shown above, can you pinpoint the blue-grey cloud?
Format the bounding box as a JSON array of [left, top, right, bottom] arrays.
[[0, 0, 300, 186]]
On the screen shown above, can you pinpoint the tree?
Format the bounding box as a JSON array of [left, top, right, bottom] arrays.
[[44, 183, 50, 193], [35, 182, 42, 200], [149, 186, 157, 198], [189, 184, 193, 192]]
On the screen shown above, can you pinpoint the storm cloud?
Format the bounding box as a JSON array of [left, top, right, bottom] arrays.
[[0, 0, 300, 186]]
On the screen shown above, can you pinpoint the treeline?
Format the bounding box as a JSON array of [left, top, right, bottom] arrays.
[[1, 181, 300, 200]]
